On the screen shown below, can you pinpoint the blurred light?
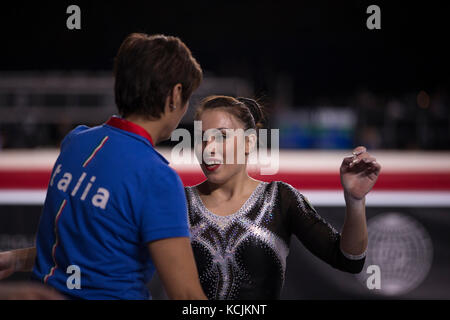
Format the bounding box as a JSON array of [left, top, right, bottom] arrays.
[[417, 90, 430, 109]]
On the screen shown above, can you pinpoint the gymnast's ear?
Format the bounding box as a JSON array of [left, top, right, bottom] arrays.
[[245, 131, 257, 155]]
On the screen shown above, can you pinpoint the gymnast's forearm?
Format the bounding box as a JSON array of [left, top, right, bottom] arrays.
[[340, 192, 368, 256], [14, 247, 36, 272]]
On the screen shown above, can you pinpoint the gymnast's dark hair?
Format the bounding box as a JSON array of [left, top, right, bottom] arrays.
[[195, 95, 264, 130], [114, 33, 203, 119]]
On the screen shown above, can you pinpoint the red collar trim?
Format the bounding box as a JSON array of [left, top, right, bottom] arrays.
[[105, 116, 154, 146]]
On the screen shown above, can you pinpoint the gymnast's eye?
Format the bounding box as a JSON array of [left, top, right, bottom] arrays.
[[221, 129, 235, 139]]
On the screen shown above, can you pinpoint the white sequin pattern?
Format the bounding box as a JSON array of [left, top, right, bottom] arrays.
[[186, 182, 290, 300]]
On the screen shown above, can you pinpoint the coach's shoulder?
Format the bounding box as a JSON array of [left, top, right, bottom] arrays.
[[141, 155, 181, 182], [60, 125, 91, 149]]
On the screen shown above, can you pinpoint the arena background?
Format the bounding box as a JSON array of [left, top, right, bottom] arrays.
[[0, 1, 449, 299]]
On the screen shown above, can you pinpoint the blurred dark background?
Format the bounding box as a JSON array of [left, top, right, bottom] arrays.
[[0, 0, 448, 150]]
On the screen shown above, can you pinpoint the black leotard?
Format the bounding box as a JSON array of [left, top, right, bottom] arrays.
[[185, 181, 366, 300]]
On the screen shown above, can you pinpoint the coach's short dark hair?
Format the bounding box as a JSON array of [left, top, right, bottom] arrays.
[[114, 33, 203, 119]]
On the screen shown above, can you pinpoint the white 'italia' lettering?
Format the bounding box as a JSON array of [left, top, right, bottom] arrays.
[[57, 173, 72, 192], [91, 188, 110, 209], [80, 176, 96, 201], [71, 172, 86, 197], [50, 164, 62, 186], [51, 163, 110, 210]]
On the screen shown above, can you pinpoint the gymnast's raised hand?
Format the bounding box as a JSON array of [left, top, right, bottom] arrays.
[[340, 146, 381, 201]]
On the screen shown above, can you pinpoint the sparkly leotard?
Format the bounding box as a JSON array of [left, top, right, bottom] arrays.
[[185, 181, 366, 300]]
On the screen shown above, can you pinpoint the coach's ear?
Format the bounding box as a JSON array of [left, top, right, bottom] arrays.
[[165, 83, 183, 114]]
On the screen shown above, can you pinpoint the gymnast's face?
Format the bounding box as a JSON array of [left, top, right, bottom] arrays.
[[196, 109, 251, 184]]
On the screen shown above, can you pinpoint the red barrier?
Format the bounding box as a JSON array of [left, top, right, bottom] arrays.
[[1, 169, 450, 190]]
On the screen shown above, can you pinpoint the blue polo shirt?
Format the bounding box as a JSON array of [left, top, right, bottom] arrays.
[[32, 116, 190, 299]]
